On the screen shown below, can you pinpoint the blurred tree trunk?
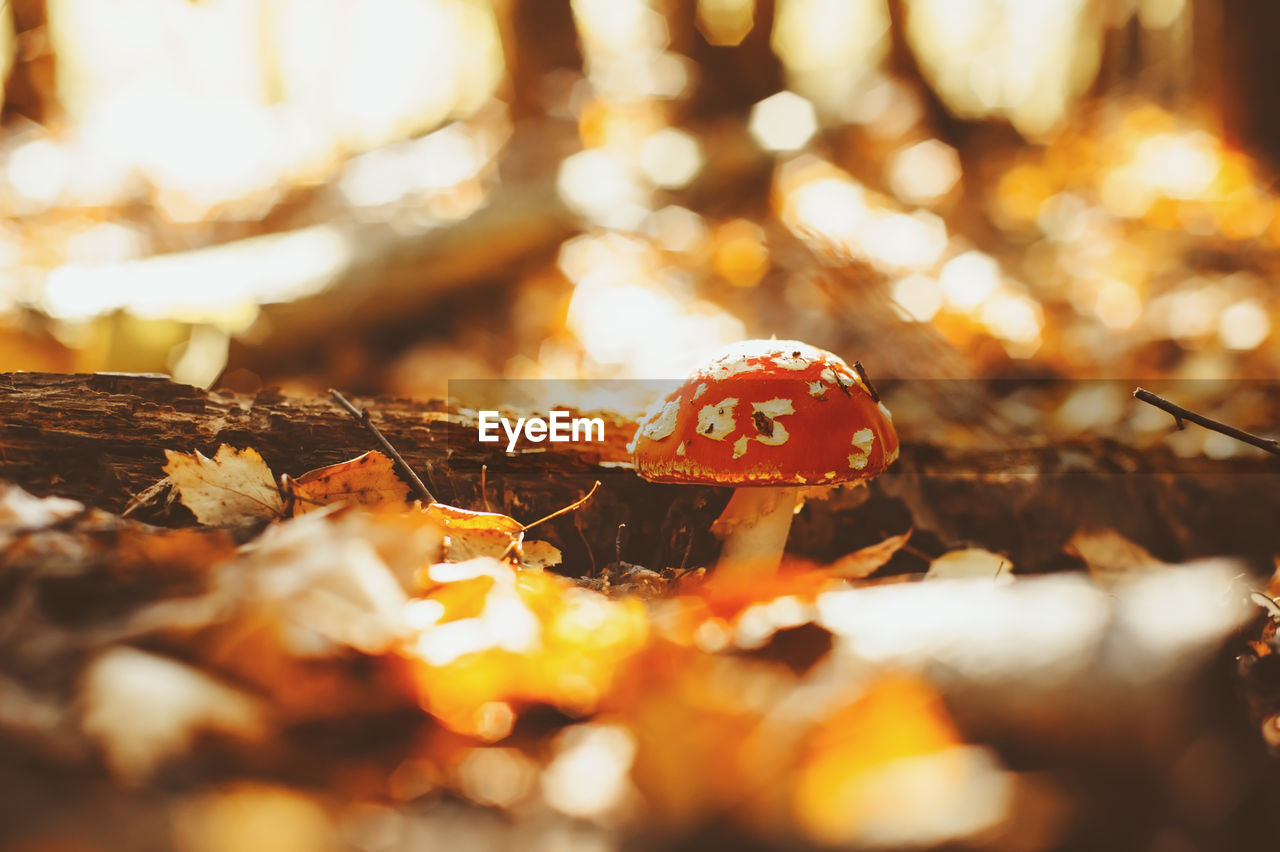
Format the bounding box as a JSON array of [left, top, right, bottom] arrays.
[[493, 0, 583, 120], [885, 0, 962, 142], [664, 0, 785, 118], [1195, 0, 1280, 170], [2, 0, 58, 125]]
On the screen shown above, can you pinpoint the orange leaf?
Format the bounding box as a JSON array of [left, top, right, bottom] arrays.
[[286, 451, 410, 515]]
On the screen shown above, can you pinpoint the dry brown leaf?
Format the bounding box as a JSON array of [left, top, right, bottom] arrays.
[[420, 489, 585, 570], [412, 481, 598, 571], [828, 530, 913, 579], [423, 503, 526, 563], [163, 445, 284, 526], [0, 483, 84, 530], [926, 548, 1014, 583], [285, 450, 410, 515], [1064, 528, 1166, 587], [520, 539, 563, 571], [80, 647, 267, 784]]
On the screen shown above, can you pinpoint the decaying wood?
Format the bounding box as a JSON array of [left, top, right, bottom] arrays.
[[3, 372, 1279, 574]]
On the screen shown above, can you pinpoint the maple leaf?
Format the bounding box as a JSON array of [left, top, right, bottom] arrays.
[[285, 450, 410, 515], [163, 445, 284, 526]]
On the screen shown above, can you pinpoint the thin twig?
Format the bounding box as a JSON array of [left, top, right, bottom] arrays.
[[1133, 388, 1280, 456], [121, 476, 173, 518], [678, 529, 695, 573], [329, 389, 436, 503], [522, 481, 601, 531], [852, 360, 880, 402]]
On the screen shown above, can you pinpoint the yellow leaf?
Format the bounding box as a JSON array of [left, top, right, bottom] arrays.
[[286, 451, 410, 515], [163, 445, 284, 526], [422, 503, 525, 563], [520, 539, 562, 571]]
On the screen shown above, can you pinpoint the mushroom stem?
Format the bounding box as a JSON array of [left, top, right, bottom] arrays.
[[711, 486, 801, 578]]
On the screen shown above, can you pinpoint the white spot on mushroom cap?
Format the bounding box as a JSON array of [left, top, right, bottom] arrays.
[[750, 398, 793, 447], [878, 400, 894, 421], [752, 398, 794, 418], [639, 400, 681, 441], [693, 383, 708, 399], [732, 435, 749, 459], [808, 380, 827, 399], [694, 339, 843, 382], [850, 428, 874, 455], [772, 352, 816, 371], [696, 397, 739, 441], [676, 441, 686, 456], [847, 428, 875, 470]]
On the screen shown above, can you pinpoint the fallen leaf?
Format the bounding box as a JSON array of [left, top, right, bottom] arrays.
[[520, 539, 562, 571], [423, 502, 526, 563], [416, 481, 598, 569], [925, 548, 1014, 583], [286, 450, 410, 515], [235, 511, 411, 657], [163, 445, 284, 526], [1064, 528, 1166, 587], [828, 530, 913, 579], [193, 511, 418, 721], [0, 483, 84, 530], [400, 556, 649, 735], [793, 675, 975, 847], [80, 647, 267, 784]]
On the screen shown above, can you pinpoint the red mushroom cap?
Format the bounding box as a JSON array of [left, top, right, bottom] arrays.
[[629, 340, 899, 485]]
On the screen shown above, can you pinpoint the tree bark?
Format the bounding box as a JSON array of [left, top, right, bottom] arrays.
[[2, 372, 1278, 575], [2, 0, 59, 125]]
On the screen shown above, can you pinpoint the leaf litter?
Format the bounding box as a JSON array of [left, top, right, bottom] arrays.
[[0, 438, 1266, 851]]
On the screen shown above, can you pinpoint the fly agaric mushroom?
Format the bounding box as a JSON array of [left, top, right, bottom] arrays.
[[629, 339, 898, 578]]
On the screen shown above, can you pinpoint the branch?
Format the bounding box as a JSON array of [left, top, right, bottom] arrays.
[[1133, 387, 1280, 456], [329, 389, 435, 503]]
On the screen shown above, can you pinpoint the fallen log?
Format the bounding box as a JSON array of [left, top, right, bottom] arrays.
[[2, 372, 1279, 574]]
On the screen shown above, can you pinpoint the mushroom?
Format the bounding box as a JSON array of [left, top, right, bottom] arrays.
[[629, 339, 899, 579]]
